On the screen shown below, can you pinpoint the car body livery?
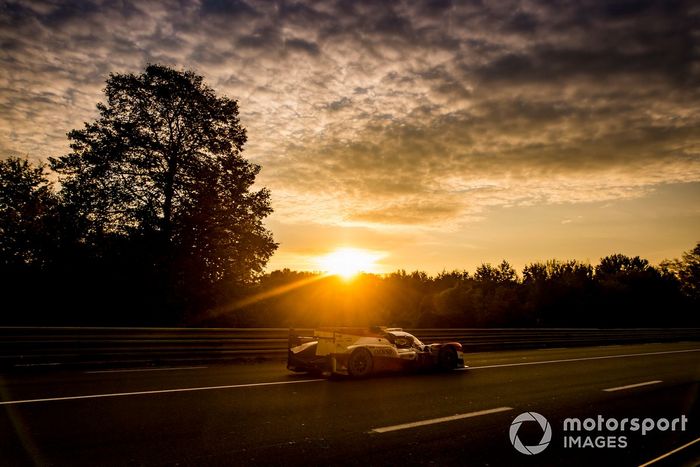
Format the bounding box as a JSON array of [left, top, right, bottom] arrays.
[[287, 327, 465, 377]]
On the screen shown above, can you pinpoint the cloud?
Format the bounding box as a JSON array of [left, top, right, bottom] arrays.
[[0, 0, 698, 234]]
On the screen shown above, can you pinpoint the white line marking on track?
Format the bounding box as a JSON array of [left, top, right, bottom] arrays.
[[370, 407, 513, 433], [0, 379, 324, 406], [85, 366, 208, 374], [638, 436, 700, 467], [14, 363, 61, 367], [464, 348, 700, 370], [603, 380, 662, 392]]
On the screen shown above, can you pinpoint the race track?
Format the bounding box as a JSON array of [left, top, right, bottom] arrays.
[[1, 342, 698, 466]]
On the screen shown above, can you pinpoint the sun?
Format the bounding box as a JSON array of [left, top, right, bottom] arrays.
[[316, 248, 382, 279]]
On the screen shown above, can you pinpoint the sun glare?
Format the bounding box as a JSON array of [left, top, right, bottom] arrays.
[[316, 248, 382, 279]]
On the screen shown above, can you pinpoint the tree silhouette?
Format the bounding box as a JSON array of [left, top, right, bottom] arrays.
[[474, 260, 518, 284], [593, 254, 684, 326], [662, 242, 700, 304], [522, 260, 594, 326], [0, 158, 56, 270], [0, 158, 63, 324], [49, 64, 277, 321]]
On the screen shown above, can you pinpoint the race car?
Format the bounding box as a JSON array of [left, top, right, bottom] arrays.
[[287, 327, 465, 377]]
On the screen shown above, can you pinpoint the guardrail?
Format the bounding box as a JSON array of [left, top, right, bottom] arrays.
[[1, 327, 698, 369]]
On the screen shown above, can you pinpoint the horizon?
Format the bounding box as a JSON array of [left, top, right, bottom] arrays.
[[264, 242, 695, 279]]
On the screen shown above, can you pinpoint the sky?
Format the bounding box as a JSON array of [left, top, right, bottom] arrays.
[[1, 0, 699, 274]]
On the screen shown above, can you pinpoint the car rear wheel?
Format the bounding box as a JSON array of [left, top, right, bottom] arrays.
[[438, 347, 458, 370], [347, 348, 373, 378]]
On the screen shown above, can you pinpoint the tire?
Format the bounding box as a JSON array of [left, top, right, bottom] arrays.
[[347, 348, 374, 378], [438, 347, 458, 370]]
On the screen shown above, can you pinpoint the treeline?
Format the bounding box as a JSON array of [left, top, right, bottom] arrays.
[[226, 248, 700, 329], [2, 146, 698, 327], [2, 141, 698, 328]]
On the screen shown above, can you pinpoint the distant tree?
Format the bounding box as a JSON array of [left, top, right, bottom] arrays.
[[595, 254, 653, 276], [522, 262, 548, 284], [474, 260, 517, 284], [522, 260, 594, 326], [593, 254, 682, 326], [0, 157, 56, 269], [50, 64, 277, 320], [523, 260, 593, 284], [661, 242, 700, 303], [467, 261, 519, 326], [0, 158, 62, 324], [434, 269, 469, 288]]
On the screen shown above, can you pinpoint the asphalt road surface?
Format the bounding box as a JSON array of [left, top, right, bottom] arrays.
[[1, 342, 698, 466]]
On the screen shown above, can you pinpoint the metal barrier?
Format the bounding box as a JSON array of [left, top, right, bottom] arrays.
[[0, 327, 698, 368]]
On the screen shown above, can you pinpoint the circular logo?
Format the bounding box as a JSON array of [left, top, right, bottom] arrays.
[[509, 412, 552, 455]]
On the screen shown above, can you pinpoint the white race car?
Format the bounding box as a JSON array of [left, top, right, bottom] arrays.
[[288, 327, 465, 378]]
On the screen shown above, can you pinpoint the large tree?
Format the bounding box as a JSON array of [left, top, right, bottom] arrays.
[[50, 64, 277, 317]]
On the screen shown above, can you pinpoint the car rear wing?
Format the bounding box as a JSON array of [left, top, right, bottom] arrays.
[[288, 329, 316, 349]]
